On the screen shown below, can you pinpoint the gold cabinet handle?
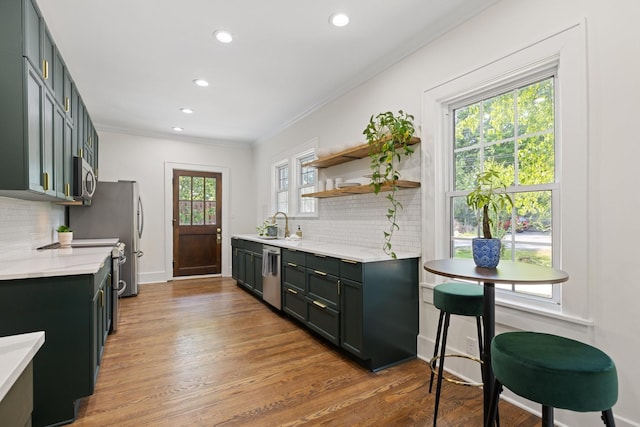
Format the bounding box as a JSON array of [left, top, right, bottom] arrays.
[[341, 259, 358, 264], [287, 262, 297, 268], [65, 183, 70, 197], [78, 148, 83, 158], [313, 270, 327, 276], [43, 172, 49, 191], [286, 288, 298, 295], [313, 300, 327, 309], [42, 59, 49, 80], [337, 279, 341, 296], [99, 289, 104, 308], [64, 97, 70, 112]]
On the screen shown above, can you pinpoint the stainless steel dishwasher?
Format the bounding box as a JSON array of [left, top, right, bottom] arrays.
[[262, 245, 281, 309]]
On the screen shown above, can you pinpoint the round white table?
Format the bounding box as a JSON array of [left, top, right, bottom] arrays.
[[423, 259, 569, 426]]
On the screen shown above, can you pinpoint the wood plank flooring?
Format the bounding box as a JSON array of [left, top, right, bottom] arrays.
[[72, 277, 539, 426]]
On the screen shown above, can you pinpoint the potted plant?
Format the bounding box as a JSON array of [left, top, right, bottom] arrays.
[[466, 168, 513, 268], [56, 225, 73, 247], [363, 110, 416, 258]]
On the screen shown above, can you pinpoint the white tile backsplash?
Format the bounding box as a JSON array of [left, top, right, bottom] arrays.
[[0, 196, 65, 254], [285, 189, 422, 254]]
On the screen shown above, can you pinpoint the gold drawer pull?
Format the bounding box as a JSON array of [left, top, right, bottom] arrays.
[[341, 259, 358, 264], [312, 300, 327, 309], [286, 288, 298, 295], [287, 262, 297, 268], [313, 270, 327, 276]]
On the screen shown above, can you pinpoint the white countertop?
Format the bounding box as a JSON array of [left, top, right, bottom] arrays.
[[0, 331, 45, 402], [0, 246, 112, 281], [233, 235, 420, 262]]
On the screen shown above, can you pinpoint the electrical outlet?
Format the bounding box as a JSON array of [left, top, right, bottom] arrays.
[[466, 336, 478, 355]]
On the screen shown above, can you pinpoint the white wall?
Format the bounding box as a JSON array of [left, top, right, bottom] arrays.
[[253, 0, 640, 425], [97, 131, 255, 283]]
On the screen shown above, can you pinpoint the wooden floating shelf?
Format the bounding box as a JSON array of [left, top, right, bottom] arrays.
[[302, 180, 420, 199], [305, 136, 421, 168]]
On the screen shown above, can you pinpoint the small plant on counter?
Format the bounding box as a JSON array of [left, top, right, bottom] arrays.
[[56, 225, 72, 233], [363, 110, 416, 258], [256, 219, 271, 236]]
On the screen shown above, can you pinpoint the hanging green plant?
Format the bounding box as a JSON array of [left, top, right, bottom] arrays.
[[363, 110, 416, 258]]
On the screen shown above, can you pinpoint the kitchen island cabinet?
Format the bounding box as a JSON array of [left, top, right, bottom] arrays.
[[232, 236, 419, 371], [0, 250, 112, 427], [232, 238, 263, 297]]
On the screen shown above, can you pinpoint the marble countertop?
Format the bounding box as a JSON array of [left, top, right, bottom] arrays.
[[0, 246, 113, 281], [0, 331, 45, 401], [233, 234, 420, 262]]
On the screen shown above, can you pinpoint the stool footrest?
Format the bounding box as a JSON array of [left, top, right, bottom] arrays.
[[429, 354, 483, 387]]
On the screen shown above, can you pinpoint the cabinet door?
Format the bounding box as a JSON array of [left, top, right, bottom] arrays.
[[307, 298, 339, 345], [26, 64, 44, 192], [231, 246, 239, 280], [54, 49, 64, 106], [340, 278, 364, 357], [53, 104, 65, 198], [252, 252, 263, 295], [91, 287, 101, 390], [283, 286, 306, 322], [24, 0, 42, 70], [243, 250, 255, 289], [42, 27, 55, 92], [42, 89, 55, 196], [63, 118, 73, 199]]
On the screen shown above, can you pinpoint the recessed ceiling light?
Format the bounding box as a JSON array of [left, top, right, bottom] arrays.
[[329, 13, 349, 27], [193, 79, 209, 87], [172, 127, 184, 132], [180, 108, 194, 114], [213, 30, 233, 43]]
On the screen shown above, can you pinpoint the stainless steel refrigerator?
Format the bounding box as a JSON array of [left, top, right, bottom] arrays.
[[69, 180, 144, 296]]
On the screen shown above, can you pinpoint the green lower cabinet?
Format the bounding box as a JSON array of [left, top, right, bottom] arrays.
[[232, 239, 419, 372], [339, 277, 364, 358], [282, 285, 306, 322], [0, 257, 111, 427], [306, 297, 340, 345]]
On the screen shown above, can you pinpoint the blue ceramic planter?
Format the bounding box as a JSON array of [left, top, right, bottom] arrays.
[[472, 238, 501, 268]]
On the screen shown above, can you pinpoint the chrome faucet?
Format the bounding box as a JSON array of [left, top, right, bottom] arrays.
[[272, 211, 290, 238]]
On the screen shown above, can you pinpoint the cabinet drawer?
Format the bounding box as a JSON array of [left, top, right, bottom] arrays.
[[306, 253, 339, 276], [231, 237, 245, 249], [283, 286, 306, 323], [306, 298, 339, 345], [307, 271, 339, 308], [282, 248, 306, 266], [339, 259, 362, 282], [283, 263, 306, 292], [245, 240, 263, 254]]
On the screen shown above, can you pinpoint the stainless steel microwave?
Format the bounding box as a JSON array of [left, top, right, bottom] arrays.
[[72, 156, 97, 202]]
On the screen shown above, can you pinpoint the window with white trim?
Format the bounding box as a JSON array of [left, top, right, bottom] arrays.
[[424, 23, 588, 317], [448, 75, 558, 302], [295, 150, 317, 215], [275, 161, 288, 214], [271, 148, 317, 217]]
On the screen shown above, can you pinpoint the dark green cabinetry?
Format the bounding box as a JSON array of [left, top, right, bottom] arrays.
[[0, 257, 112, 427], [232, 238, 263, 297], [233, 238, 419, 371], [0, 0, 97, 201]]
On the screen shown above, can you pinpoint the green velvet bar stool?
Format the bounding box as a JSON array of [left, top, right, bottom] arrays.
[[487, 332, 618, 427], [429, 282, 484, 427]]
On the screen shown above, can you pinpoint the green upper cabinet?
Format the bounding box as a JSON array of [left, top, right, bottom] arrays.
[[0, 0, 95, 201]]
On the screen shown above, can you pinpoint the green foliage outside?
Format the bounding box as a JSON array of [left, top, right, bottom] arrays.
[[453, 77, 555, 267]]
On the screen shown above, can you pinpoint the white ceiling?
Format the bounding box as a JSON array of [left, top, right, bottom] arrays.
[[36, 0, 496, 144]]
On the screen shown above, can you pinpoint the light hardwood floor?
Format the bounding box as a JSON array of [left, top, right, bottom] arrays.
[[72, 277, 539, 426]]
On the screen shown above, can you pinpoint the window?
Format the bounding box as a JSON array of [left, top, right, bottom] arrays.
[[448, 76, 557, 301], [296, 151, 317, 215], [271, 148, 317, 217], [275, 162, 288, 214], [178, 174, 218, 225]]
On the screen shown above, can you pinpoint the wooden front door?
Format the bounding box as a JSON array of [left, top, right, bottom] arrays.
[[173, 170, 222, 277]]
